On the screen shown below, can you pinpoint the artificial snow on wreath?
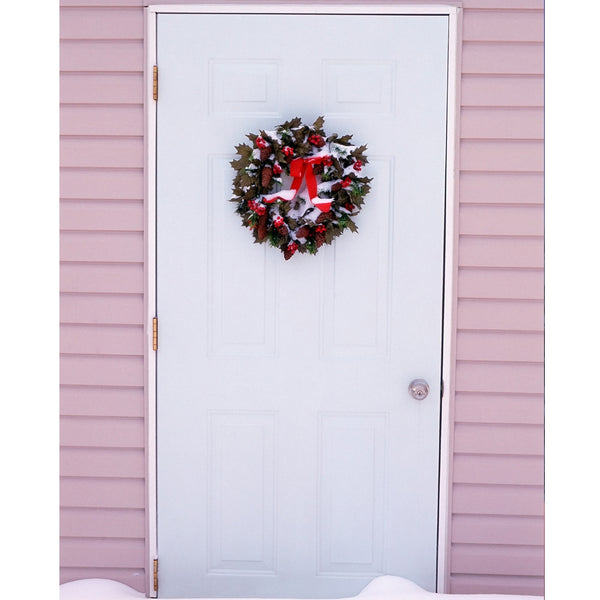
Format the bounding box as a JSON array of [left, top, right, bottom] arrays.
[[230, 116, 372, 260]]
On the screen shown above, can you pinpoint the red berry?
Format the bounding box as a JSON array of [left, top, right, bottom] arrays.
[[282, 146, 294, 157], [341, 178, 352, 188], [309, 134, 325, 147], [273, 216, 284, 227], [272, 163, 283, 175], [344, 202, 355, 211], [323, 156, 333, 167], [255, 204, 266, 216], [256, 136, 267, 149], [353, 160, 363, 171]]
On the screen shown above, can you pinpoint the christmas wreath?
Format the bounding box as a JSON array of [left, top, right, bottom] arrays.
[[230, 116, 372, 260]]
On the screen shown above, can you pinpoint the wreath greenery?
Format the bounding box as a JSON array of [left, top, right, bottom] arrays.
[[230, 116, 372, 260]]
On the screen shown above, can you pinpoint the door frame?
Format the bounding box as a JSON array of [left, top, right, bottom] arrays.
[[144, 4, 461, 596]]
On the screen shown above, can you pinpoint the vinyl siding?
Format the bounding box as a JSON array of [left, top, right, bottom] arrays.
[[59, 0, 146, 591], [451, 1, 544, 595], [60, 0, 544, 595]]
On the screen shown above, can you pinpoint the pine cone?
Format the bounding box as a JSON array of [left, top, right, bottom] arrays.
[[331, 182, 342, 192], [316, 211, 333, 224], [260, 146, 271, 162], [295, 226, 311, 238], [315, 232, 326, 248], [283, 246, 294, 260], [277, 225, 289, 236], [257, 213, 268, 241], [312, 163, 324, 175], [261, 166, 273, 188]]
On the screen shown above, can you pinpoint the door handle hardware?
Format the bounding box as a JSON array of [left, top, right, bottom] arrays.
[[408, 379, 429, 400]]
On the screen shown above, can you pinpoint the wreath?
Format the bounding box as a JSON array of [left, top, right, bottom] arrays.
[[230, 116, 372, 260]]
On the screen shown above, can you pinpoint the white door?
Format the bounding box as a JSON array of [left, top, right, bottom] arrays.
[[156, 11, 449, 599]]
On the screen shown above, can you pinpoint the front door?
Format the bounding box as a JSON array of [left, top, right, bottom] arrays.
[[155, 10, 449, 598]]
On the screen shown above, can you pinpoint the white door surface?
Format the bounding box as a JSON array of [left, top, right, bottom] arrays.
[[156, 11, 449, 599]]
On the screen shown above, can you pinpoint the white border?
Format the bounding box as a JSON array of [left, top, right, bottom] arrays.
[[437, 7, 461, 594], [145, 8, 159, 598], [145, 4, 460, 596]]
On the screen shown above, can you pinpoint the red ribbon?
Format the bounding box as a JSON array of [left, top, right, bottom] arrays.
[[263, 156, 332, 212]]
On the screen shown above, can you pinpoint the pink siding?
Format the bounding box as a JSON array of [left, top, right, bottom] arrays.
[[60, 0, 544, 596], [451, 1, 544, 595]]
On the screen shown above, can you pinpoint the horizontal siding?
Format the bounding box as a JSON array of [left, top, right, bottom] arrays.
[[463, 10, 543, 42], [61, 262, 144, 293], [461, 107, 543, 139], [61, 168, 143, 199], [61, 447, 145, 478], [61, 416, 145, 448], [451, 544, 544, 576], [449, 574, 544, 596], [61, 477, 145, 509], [60, 199, 144, 231], [453, 454, 544, 486], [61, 105, 144, 136], [61, 7, 143, 39], [61, 293, 144, 324], [59, 2, 147, 592], [456, 330, 543, 362], [454, 393, 544, 425], [459, 236, 543, 268], [459, 204, 543, 235], [461, 140, 543, 171], [61, 137, 144, 168], [61, 507, 145, 538], [61, 354, 144, 386], [61, 40, 143, 71], [460, 172, 544, 204], [61, 73, 143, 104], [455, 361, 544, 394], [61, 323, 144, 355], [454, 423, 543, 455], [60, 231, 144, 262], [61, 538, 145, 568], [457, 298, 543, 331], [452, 514, 544, 545], [453, 484, 544, 516], [451, 5, 544, 592], [462, 42, 544, 75], [61, 386, 144, 417], [462, 75, 544, 107], [458, 268, 544, 300]]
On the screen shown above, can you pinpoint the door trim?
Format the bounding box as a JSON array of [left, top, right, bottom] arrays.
[[145, 4, 460, 596]]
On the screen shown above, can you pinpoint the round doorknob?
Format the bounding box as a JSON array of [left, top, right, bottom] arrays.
[[408, 379, 429, 400]]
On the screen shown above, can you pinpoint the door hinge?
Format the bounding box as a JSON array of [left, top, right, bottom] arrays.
[[152, 317, 158, 351], [153, 557, 158, 592], [153, 65, 158, 101]]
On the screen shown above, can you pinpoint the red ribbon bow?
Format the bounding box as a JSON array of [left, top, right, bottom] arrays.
[[263, 156, 332, 212]]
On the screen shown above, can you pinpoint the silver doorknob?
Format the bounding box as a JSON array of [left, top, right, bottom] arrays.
[[408, 379, 429, 400]]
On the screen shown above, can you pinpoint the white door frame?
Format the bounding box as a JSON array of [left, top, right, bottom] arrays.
[[144, 4, 461, 596]]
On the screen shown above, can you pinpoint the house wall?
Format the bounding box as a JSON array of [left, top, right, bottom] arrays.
[[59, 0, 544, 596]]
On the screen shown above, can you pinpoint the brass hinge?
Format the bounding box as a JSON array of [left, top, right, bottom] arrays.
[[153, 557, 158, 592], [152, 317, 158, 351], [152, 65, 158, 101]]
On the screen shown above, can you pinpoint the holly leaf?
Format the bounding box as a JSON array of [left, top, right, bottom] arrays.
[[336, 134, 353, 145], [230, 157, 247, 170], [312, 115, 325, 132], [235, 143, 253, 158]]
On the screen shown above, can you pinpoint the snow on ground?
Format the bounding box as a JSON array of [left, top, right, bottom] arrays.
[[60, 576, 542, 600]]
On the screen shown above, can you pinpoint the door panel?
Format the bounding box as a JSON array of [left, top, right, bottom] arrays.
[[156, 12, 449, 598]]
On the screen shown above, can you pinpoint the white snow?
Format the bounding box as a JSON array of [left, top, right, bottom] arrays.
[[60, 576, 542, 600]]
